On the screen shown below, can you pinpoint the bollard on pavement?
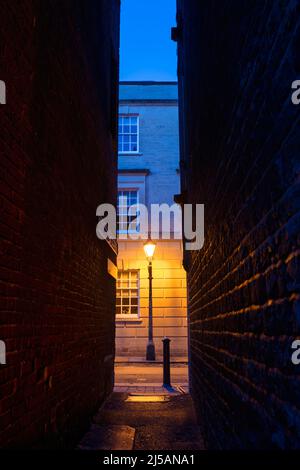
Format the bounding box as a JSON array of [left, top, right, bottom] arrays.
[[162, 337, 171, 387]]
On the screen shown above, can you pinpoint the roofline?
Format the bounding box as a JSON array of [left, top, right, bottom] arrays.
[[119, 81, 178, 86]]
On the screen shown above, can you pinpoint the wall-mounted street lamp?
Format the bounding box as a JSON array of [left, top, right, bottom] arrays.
[[143, 239, 156, 361]]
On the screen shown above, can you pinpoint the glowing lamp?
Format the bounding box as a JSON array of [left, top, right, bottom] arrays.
[[143, 240, 156, 260]]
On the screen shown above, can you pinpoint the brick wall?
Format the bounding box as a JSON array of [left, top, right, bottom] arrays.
[[0, 0, 120, 447], [177, 0, 300, 449]]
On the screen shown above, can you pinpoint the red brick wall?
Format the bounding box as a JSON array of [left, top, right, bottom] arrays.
[[0, 0, 120, 447], [177, 0, 300, 449]]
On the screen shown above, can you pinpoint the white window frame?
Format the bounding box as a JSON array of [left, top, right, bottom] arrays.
[[117, 172, 148, 238], [116, 269, 140, 320], [117, 189, 140, 235], [118, 114, 140, 154]]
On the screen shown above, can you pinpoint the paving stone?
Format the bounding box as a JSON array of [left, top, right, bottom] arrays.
[[78, 425, 135, 450], [87, 392, 205, 450], [134, 425, 205, 450]]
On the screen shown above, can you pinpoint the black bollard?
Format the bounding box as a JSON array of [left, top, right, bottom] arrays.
[[162, 337, 171, 387]]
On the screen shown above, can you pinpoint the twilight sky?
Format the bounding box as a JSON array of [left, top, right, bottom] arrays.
[[120, 0, 177, 82]]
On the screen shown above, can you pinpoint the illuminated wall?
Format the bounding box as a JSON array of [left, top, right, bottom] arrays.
[[116, 239, 187, 358]]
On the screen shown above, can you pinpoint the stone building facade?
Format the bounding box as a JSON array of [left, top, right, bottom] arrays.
[[116, 82, 188, 359]]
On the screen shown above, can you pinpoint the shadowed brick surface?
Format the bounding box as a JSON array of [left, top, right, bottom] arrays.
[[0, 0, 120, 447], [177, 0, 300, 449]]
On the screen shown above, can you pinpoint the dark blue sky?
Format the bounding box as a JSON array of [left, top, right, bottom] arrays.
[[120, 0, 177, 81]]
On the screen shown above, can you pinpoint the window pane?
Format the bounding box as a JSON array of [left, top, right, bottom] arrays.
[[117, 190, 139, 234], [118, 115, 139, 152], [116, 270, 139, 316]]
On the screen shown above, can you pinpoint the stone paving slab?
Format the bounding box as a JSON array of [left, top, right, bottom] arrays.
[[134, 424, 205, 450], [94, 393, 204, 450], [78, 424, 135, 450], [94, 393, 196, 427], [78, 393, 205, 450]]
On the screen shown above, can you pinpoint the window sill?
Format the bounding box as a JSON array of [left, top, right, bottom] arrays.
[[116, 316, 142, 323], [118, 152, 143, 156]]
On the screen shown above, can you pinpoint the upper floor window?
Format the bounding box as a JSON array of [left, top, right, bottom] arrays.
[[118, 115, 139, 153], [117, 190, 140, 234]]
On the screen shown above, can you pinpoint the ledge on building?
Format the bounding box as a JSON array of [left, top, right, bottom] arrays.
[[118, 169, 150, 175], [116, 316, 143, 323], [118, 152, 143, 157]]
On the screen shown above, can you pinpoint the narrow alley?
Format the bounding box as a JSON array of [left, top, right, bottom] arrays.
[[79, 393, 204, 451], [1, 0, 300, 458], [79, 362, 202, 451], [77, 359, 198, 450]]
